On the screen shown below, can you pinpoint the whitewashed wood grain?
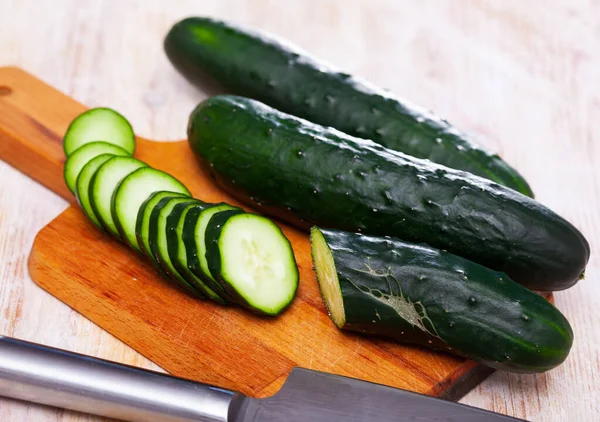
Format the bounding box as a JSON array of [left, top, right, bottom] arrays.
[[0, 0, 598, 420]]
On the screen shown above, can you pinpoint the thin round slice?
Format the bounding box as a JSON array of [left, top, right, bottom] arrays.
[[75, 154, 116, 229], [112, 167, 191, 251], [168, 202, 228, 304], [149, 197, 204, 297], [136, 191, 189, 256], [64, 142, 129, 194], [205, 212, 299, 315], [63, 108, 135, 156], [182, 203, 240, 300], [90, 156, 147, 236]]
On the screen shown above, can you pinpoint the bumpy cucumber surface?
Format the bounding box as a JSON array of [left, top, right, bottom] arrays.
[[64, 141, 130, 194], [311, 227, 573, 373], [165, 17, 533, 196], [90, 156, 147, 236], [75, 154, 115, 229], [205, 211, 299, 315], [188, 95, 589, 291], [63, 108, 135, 156]]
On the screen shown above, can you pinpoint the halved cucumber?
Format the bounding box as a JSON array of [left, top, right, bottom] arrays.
[[205, 211, 299, 315], [90, 156, 147, 236], [149, 196, 204, 297], [63, 108, 135, 156], [64, 142, 130, 194], [112, 167, 191, 251], [136, 191, 189, 256], [167, 202, 228, 304], [75, 154, 116, 229], [182, 203, 240, 300]]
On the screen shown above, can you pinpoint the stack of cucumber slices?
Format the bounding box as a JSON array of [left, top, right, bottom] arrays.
[[63, 107, 298, 316]]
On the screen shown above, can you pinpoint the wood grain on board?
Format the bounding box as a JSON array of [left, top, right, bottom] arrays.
[[1, 1, 598, 420], [1, 65, 492, 400]]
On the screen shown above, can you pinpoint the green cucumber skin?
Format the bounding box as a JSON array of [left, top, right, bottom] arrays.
[[314, 228, 573, 373], [181, 204, 237, 302], [188, 95, 590, 292], [136, 191, 188, 258], [203, 209, 247, 305], [148, 197, 204, 298], [166, 202, 228, 304], [165, 17, 533, 197]]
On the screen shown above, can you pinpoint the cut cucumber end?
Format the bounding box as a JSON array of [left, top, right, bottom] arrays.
[[310, 227, 345, 328], [218, 214, 298, 315], [63, 108, 135, 156], [64, 141, 130, 194]]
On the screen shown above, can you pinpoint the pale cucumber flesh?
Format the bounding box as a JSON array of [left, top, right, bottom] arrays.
[[195, 205, 238, 283], [75, 154, 115, 229], [64, 141, 129, 194], [213, 214, 299, 315], [112, 167, 191, 250], [90, 156, 147, 236], [63, 108, 135, 156]]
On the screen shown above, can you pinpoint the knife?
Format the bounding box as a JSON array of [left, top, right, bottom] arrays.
[[0, 336, 522, 421]]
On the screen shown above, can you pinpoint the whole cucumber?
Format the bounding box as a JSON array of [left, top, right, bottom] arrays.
[[187, 95, 589, 291], [165, 16, 534, 196], [310, 227, 573, 373]]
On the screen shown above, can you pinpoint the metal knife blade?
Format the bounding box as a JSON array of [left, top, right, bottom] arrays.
[[230, 368, 523, 422], [0, 336, 523, 422]]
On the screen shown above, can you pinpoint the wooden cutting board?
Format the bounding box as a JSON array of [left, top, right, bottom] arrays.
[[0, 66, 497, 400]]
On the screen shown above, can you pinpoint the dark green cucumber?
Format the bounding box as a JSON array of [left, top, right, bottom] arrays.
[[166, 202, 228, 304], [205, 211, 299, 316], [148, 196, 204, 297], [188, 95, 590, 291], [165, 17, 533, 196], [311, 227, 573, 373]]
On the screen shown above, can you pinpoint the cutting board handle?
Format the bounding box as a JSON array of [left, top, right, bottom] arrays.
[[0, 66, 88, 202]]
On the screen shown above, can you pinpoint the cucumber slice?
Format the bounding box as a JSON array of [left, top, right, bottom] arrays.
[[112, 167, 191, 251], [149, 196, 204, 297], [90, 156, 147, 236], [182, 203, 240, 300], [136, 191, 189, 256], [205, 212, 299, 315], [75, 154, 115, 229], [167, 202, 228, 304], [63, 141, 129, 194], [63, 108, 135, 156]]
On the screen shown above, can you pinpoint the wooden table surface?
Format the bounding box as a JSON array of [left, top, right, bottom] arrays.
[[1, 0, 598, 420]]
